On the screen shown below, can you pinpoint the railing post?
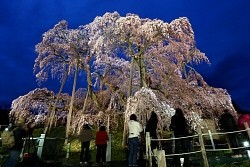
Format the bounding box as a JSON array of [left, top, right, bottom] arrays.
[[37, 134, 45, 159], [157, 150, 166, 167], [66, 142, 70, 159], [146, 132, 152, 167], [106, 134, 111, 162], [208, 130, 215, 150], [198, 127, 209, 167], [171, 132, 175, 154]]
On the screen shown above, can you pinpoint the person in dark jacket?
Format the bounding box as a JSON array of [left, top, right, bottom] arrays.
[[169, 108, 190, 167], [4, 117, 28, 167], [95, 125, 109, 165], [78, 124, 94, 166], [219, 109, 240, 156], [145, 111, 158, 149]]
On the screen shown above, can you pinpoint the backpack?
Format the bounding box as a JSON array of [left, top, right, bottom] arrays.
[[1, 127, 16, 150]]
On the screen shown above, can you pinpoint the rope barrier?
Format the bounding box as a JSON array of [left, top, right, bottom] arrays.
[[151, 134, 198, 141], [201, 128, 248, 136], [206, 146, 249, 152], [146, 127, 250, 167], [163, 150, 202, 157]]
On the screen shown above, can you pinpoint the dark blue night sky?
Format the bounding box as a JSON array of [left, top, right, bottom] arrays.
[[0, 0, 250, 111]]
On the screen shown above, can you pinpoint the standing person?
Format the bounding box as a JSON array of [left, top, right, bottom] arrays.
[[25, 121, 36, 155], [127, 114, 143, 167], [95, 125, 109, 165], [169, 108, 190, 167], [219, 109, 240, 157], [145, 111, 158, 150], [4, 117, 28, 167], [78, 124, 94, 166]]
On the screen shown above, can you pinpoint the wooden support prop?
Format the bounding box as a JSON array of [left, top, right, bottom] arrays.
[[106, 134, 112, 162], [66, 142, 70, 159], [198, 127, 209, 167], [208, 130, 215, 150], [157, 150, 166, 167], [37, 134, 45, 159], [146, 132, 152, 167]]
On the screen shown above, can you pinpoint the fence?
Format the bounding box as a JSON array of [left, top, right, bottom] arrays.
[[1, 123, 250, 166], [145, 123, 250, 167], [0, 130, 112, 165]]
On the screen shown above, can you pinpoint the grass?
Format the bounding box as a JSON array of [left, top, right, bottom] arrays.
[[214, 161, 250, 167], [37, 126, 127, 165]]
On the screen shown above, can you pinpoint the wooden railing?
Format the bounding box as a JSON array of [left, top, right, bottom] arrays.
[[145, 123, 250, 167]]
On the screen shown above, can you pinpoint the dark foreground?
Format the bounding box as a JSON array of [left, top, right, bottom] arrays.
[[16, 160, 146, 167], [11, 151, 250, 167]]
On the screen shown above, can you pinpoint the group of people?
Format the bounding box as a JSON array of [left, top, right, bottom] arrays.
[[2, 117, 108, 167], [79, 112, 158, 167], [2, 118, 36, 167], [127, 108, 243, 167], [127, 108, 191, 167], [3, 108, 241, 167], [78, 123, 109, 166]]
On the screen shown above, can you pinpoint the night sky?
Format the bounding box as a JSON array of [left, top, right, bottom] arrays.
[[0, 0, 250, 111]]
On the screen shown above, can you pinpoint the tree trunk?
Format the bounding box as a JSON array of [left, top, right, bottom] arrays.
[[123, 56, 136, 145], [136, 56, 147, 88], [65, 64, 78, 144], [138, 57, 143, 88], [86, 64, 93, 98], [122, 103, 129, 147], [128, 56, 135, 96], [82, 88, 89, 113], [85, 64, 100, 111], [140, 56, 147, 87]]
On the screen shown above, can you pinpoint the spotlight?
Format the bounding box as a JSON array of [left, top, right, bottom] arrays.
[[243, 141, 249, 147]]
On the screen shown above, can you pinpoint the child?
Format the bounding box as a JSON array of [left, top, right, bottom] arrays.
[[95, 125, 109, 165]]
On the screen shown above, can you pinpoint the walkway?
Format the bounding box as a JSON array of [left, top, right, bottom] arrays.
[[14, 154, 249, 167], [16, 160, 146, 167]]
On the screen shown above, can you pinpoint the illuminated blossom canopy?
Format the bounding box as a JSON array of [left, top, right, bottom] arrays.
[[10, 12, 236, 134]]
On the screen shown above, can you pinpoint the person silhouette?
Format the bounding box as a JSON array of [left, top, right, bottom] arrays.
[[219, 109, 240, 157], [170, 108, 190, 167], [78, 124, 94, 166], [145, 111, 158, 149]]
